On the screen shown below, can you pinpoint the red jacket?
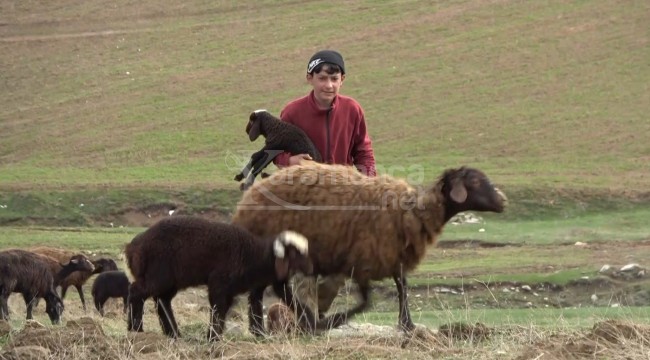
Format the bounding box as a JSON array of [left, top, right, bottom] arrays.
[[273, 91, 376, 176]]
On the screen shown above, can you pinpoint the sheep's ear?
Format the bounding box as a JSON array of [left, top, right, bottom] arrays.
[[246, 119, 261, 141], [274, 258, 290, 280], [449, 178, 468, 203]]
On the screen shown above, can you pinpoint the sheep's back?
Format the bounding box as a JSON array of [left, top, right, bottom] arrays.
[[233, 163, 426, 281], [0, 250, 56, 294], [30, 246, 93, 288]]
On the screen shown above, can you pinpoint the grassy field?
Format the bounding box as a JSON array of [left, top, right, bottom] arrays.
[[1, 0, 649, 358]]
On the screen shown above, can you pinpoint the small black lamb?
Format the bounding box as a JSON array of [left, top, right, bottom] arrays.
[[234, 109, 322, 191], [0, 250, 64, 324], [91, 271, 130, 316], [125, 215, 313, 341]]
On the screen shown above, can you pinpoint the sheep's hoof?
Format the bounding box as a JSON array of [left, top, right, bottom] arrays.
[[234, 174, 244, 181]]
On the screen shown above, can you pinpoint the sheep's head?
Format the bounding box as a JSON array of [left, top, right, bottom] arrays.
[[273, 231, 313, 280], [440, 167, 507, 220], [246, 109, 273, 141], [45, 293, 64, 325], [61, 254, 95, 273]]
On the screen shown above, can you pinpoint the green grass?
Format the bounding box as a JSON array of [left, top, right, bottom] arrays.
[[1, 0, 648, 191]]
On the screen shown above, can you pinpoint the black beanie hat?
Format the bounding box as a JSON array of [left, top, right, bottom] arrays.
[[307, 50, 345, 75]]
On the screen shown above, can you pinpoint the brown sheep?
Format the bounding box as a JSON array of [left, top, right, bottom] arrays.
[[29, 246, 117, 311], [125, 216, 314, 341], [232, 163, 507, 333]]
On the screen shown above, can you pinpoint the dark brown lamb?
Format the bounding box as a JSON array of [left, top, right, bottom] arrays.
[[91, 270, 130, 316], [125, 215, 313, 341], [30, 246, 118, 311], [0, 249, 65, 324], [234, 109, 322, 191]]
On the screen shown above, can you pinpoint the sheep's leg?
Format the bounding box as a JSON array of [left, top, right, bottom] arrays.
[[155, 291, 179, 338], [393, 272, 415, 332], [60, 285, 69, 299], [127, 282, 147, 332], [247, 286, 266, 337], [75, 285, 87, 311], [21, 292, 36, 320], [272, 281, 316, 334], [317, 282, 371, 330]]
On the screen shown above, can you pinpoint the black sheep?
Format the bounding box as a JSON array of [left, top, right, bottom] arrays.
[[0, 250, 65, 324], [91, 271, 130, 316], [125, 215, 313, 341], [234, 109, 322, 191]]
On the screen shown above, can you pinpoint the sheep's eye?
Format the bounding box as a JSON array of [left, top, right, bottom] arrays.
[[470, 178, 481, 188]]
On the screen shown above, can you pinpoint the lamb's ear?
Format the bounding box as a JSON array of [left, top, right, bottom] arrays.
[[246, 118, 261, 141], [274, 258, 290, 280], [449, 178, 468, 203]]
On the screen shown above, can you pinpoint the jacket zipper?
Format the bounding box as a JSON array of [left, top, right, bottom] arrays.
[[325, 108, 332, 163]]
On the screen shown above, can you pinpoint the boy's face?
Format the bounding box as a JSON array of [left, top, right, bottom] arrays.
[[306, 65, 345, 109]]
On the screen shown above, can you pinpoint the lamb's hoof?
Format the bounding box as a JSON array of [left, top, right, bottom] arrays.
[[234, 174, 244, 181]]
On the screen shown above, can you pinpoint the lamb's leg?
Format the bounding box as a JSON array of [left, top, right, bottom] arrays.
[[94, 297, 104, 317], [272, 281, 316, 334], [75, 285, 87, 311], [317, 281, 371, 330], [207, 292, 233, 341], [393, 272, 415, 332], [247, 286, 266, 337], [236, 149, 266, 182], [155, 291, 179, 338], [127, 282, 147, 332], [234, 158, 254, 181], [122, 295, 128, 314], [0, 293, 9, 320], [249, 150, 283, 179]]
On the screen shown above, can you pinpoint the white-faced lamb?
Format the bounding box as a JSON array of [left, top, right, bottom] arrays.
[[125, 215, 313, 341], [0, 249, 65, 324], [91, 270, 130, 316], [232, 162, 507, 333], [30, 246, 118, 311], [234, 109, 322, 191]]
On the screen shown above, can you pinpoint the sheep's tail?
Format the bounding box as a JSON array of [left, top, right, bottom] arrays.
[[124, 232, 145, 279]]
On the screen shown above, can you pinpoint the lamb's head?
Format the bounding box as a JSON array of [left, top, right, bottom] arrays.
[[440, 167, 507, 220], [246, 109, 276, 141], [61, 254, 95, 273], [273, 230, 313, 280], [92, 258, 118, 274]]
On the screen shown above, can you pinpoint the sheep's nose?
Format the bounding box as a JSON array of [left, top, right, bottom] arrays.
[[495, 188, 508, 203]]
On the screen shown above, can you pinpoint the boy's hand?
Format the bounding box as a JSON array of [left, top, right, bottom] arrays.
[[289, 154, 313, 166]]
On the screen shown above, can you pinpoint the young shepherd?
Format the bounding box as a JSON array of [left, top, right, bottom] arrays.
[[232, 162, 507, 332], [124, 216, 314, 341]]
